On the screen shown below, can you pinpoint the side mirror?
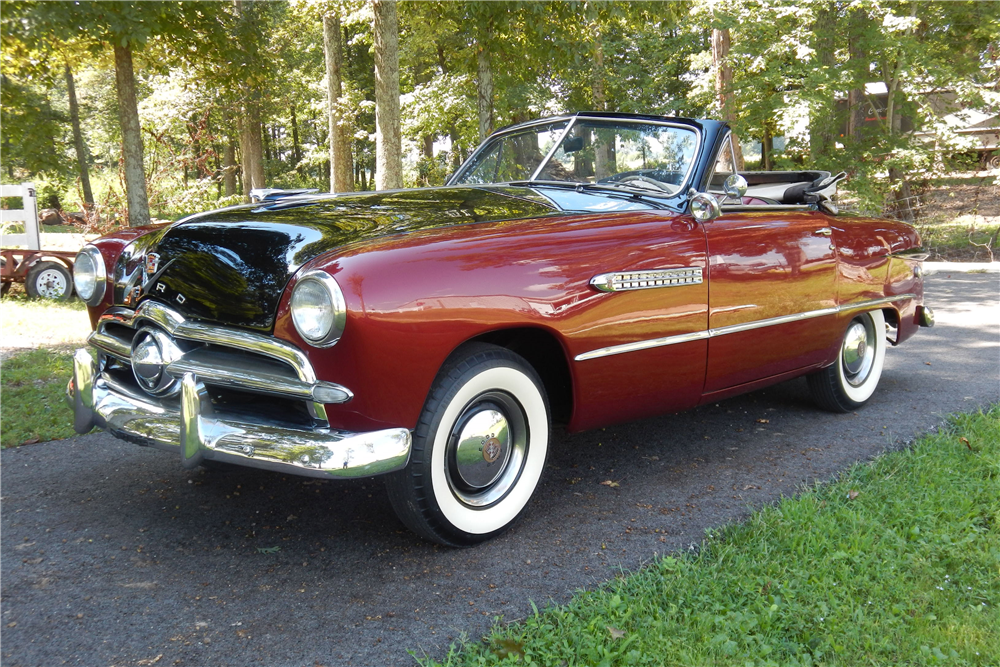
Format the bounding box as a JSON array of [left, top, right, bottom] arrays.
[[723, 174, 748, 201], [690, 192, 721, 222]]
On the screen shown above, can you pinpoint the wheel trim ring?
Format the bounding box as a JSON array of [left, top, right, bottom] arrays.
[[444, 392, 528, 508], [36, 268, 68, 298], [842, 317, 876, 387], [428, 366, 549, 535]]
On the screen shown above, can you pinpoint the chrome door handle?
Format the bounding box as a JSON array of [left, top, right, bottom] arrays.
[[814, 227, 832, 236]]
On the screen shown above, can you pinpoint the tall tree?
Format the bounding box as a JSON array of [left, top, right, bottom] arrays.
[[324, 10, 353, 192], [235, 0, 267, 197], [64, 62, 94, 206], [711, 26, 744, 169], [112, 42, 150, 226], [372, 0, 402, 190]]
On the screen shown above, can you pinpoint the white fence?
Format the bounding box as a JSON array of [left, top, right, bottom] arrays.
[[1, 182, 40, 250]]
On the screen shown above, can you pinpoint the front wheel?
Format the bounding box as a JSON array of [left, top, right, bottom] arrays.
[[386, 344, 550, 546], [808, 309, 887, 412]]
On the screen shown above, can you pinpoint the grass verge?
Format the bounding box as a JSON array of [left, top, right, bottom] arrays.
[[1, 348, 76, 448], [0, 284, 91, 351], [427, 407, 1000, 666]]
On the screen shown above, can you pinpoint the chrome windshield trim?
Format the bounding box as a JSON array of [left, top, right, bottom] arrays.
[[452, 115, 702, 198], [528, 118, 577, 181], [574, 294, 917, 361]]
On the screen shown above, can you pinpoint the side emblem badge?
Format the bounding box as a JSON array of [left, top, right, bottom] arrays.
[[145, 253, 160, 276]]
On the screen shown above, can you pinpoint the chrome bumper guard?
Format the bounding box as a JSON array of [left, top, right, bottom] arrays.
[[67, 349, 411, 479]]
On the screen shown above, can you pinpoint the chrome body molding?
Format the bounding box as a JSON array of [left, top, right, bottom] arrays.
[[590, 268, 703, 293], [88, 300, 352, 421], [887, 246, 929, 259], [720, 204, 815, 212], [575, 294, 918, 361], [67, 351, 410, 480]]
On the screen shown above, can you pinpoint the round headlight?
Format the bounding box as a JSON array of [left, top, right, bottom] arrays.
[[73, 245, 106, 306], [290, 270, 346, 347]]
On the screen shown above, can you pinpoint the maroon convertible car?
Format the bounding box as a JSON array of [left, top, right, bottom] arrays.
[[67, 113, 933, 545]]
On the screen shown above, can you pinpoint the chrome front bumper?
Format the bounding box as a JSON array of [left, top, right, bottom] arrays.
[[67, 349, 411, 479]]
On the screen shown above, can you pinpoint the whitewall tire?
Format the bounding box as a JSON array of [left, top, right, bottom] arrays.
[[808, 309, 887, 412], [386, 343, 550, 546]]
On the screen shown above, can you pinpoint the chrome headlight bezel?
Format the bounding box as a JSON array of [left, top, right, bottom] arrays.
[[290, 270, 347, 348], [73, 245, 107, 306]]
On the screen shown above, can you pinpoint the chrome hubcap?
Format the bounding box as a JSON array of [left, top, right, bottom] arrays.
[[446, 392, 528, 508], [35, 269, 67, 298], [842, 318, 875, 387]]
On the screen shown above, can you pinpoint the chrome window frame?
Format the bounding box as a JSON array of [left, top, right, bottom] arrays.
[[450, 115, 703, 198]]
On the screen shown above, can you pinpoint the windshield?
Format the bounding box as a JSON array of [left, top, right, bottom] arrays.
[[453, 118, 699, 196]]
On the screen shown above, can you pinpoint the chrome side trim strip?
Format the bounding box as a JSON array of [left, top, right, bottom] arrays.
[[574, 293, 917, 361], [590, 268, 703, 293], [575, 331, 710, 361], [708, 306, 840, 337], [720, 204, 815, 212], [840, 294, 917, 313]]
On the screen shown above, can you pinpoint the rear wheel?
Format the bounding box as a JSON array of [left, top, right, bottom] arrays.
[[25, 261, 73, 300], [386, 344, 550, 546], [808, 310, 887, 412]]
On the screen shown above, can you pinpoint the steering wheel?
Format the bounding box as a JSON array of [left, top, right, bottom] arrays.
[[615, 174, 678, 194]]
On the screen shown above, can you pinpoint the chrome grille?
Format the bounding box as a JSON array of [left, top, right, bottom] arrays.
[[87, 301, 352, 424]]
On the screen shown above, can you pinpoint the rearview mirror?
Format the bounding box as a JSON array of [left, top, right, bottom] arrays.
[[723, 174, 748, 201]]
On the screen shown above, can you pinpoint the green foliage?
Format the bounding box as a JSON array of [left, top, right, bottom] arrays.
[[426, 407, 1000, 666], [0, 349, 78, 448], [2, 0, 996, 218]]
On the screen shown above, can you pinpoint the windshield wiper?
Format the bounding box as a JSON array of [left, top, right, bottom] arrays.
[[506, 180, 677, 206]]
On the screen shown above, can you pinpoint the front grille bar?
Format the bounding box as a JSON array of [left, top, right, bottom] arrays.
[[88, 301, 353, 420]]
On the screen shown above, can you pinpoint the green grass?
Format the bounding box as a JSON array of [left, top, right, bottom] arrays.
[[1, 348, 76, 448], [0, 283, 91, 349], [427, 408, 1000, 666]]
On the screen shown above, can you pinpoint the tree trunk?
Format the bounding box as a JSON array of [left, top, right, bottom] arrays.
[[237, 0, 266, 198], [711, 27, 744, 170], [811, 2, 837, 162], [64, 63, 94, 206], [113, 43, 150, 227], [762, 125, 773, 171], [223, 136, 237, 196], [846, 7, 867, 145], [475, 23, 495, 142], [373, 0, 402, 190], [324, 12, 354, 192], [290, 103, 301, 165]]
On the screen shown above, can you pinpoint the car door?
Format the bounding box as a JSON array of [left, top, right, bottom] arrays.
[[701, 209, 840, 393], [699, 138, 840, 394]]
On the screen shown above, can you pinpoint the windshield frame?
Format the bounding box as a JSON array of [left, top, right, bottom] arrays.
[[448, 115, 703, 198]]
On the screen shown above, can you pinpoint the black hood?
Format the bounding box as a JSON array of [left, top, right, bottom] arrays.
[[113, 186, 561, 331]]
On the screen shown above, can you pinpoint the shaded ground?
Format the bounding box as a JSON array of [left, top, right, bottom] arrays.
[[2, 272, 998, 667]]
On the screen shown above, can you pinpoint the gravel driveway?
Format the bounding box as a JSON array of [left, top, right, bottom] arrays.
[[2, 270, 998, 667]]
